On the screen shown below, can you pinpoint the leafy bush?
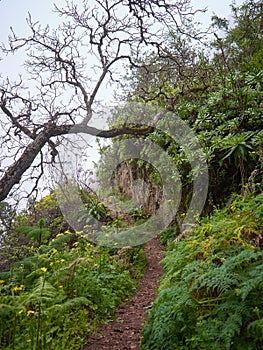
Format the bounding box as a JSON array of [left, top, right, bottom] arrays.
[[141, 193, 263, 350], [0, 199, 147, 350]]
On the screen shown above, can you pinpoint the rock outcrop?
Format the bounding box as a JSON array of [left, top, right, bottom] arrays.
[[111, 160, 163, 216]]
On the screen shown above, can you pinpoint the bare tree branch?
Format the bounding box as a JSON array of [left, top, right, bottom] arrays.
[[0, 0, 204, 203]]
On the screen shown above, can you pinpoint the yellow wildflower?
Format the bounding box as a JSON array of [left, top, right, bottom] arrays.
[[27, 310, 35, 316], [55, 259, 65, 264], [12, 285, 25, 291], [73, 241, 79, 246], [0, 280, 5, 284], [56, 233, 64, 238], [40, 267, 47, 273], [49, 262, 54, 267], [18, 309, 24, 314], [58, 285, 63, 289]]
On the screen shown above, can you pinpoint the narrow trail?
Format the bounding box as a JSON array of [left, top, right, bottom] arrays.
[[84, 236, 164, 350]]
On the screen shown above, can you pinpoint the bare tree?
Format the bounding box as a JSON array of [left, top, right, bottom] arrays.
[[0, 0, 203, 203]]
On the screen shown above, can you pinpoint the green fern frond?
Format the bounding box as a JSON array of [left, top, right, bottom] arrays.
[[248, 319, 263, 341], [48, 296, 93, 314], [23, 277, 57, 305], [49, 233, 74, 249]]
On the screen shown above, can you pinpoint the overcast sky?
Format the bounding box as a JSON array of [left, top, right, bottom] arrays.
[[0, 0, 245, 58], [0, 0, 245, 41], [0, 0, 245, 89], [0, 0, 245, 105]]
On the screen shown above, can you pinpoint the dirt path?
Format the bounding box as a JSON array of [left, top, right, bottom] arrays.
[[84, 236, 164, 350]]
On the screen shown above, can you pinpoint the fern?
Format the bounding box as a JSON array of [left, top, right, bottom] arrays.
[[49, 232, 74, 249], [48, 296, 94, 315], [248, 319, 263, 341], [239, 266, 263, 300], [141, 193, 263, 350], [18, 225, 50, 245]]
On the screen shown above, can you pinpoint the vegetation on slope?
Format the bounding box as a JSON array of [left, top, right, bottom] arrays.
[[128, 1, 262, 349], [98, 0, 263, 223], [0, 193, 146, 349], [141, 193, 263, 349]]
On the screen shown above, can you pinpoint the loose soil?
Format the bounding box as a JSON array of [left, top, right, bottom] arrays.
[[84, 236, 164, 350]]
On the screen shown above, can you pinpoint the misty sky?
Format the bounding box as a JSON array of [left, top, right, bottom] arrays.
[[0, 0, 245, 103], [1, 0, 244, 38]]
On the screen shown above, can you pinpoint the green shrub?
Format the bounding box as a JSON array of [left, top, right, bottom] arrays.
[[141, 193, 263, 350], [0, 223, 146, 349]]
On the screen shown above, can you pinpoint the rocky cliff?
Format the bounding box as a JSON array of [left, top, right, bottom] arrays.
[[111, 160, 163, 216]]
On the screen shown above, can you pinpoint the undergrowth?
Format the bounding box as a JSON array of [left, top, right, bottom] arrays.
[[141, 193, 263, 350], [0, 194, 147, 350]]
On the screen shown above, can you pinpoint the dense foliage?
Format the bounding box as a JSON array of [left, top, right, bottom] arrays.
[[0, 194, 146, 349], [122, 0, 263, 207], [97, 1, 263, 231], [135, 1, 263, 349], [141, 193, 263, 349]]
